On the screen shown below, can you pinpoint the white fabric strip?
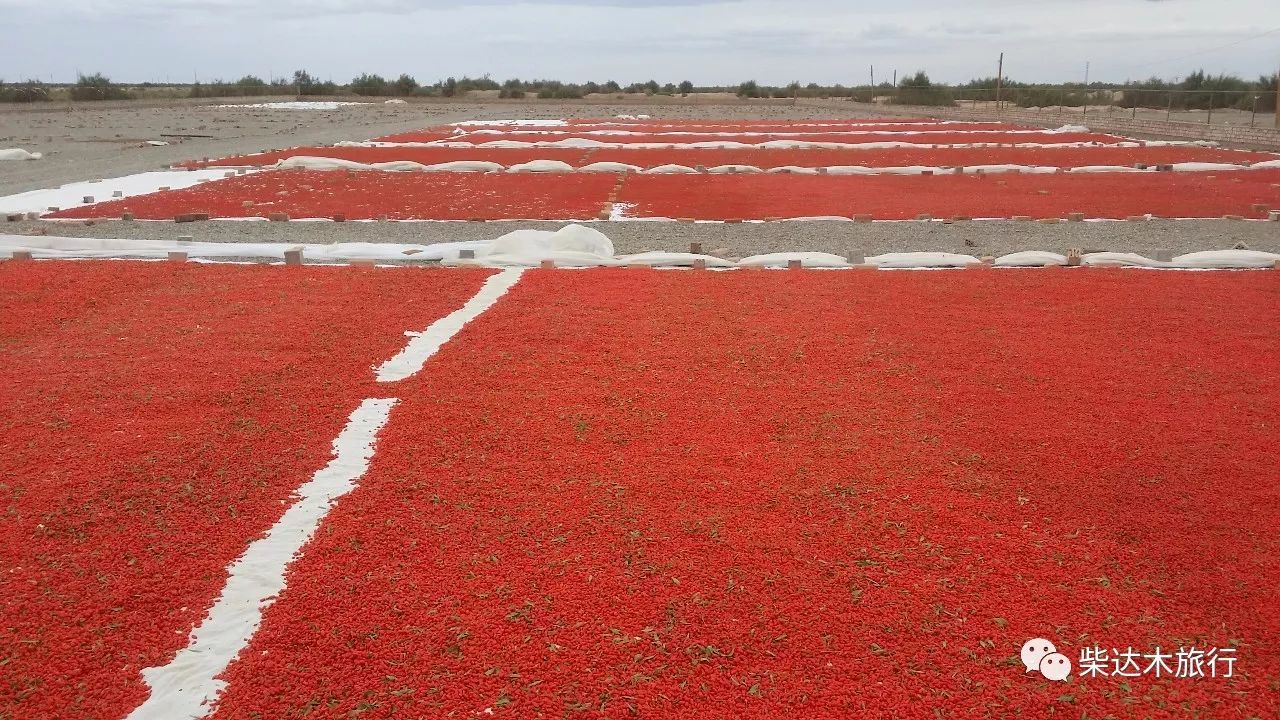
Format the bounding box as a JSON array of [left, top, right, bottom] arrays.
[[127, 398, 398, 720], [375, 268, 526, 382]]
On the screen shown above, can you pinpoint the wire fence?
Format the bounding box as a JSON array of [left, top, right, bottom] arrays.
[[940, 87, 1280, 128]]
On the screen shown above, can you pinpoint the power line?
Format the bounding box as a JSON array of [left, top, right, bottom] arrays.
[[1122, 26, 1280, 74]]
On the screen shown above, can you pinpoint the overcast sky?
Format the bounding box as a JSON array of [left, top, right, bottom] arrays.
[[3, 0, 1278, 85]]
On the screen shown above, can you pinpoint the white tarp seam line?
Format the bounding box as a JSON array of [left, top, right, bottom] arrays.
[[449, 120, 1013, 128], [127, 398, 398, 720], [341, 139, 1217, 151], [270, 156, 1279, 175], [375, 268, 525, 382], [449, 127, 1104, 138]]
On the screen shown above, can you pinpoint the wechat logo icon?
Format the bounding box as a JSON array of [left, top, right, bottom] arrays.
[[1022, 638, 1072, 682]]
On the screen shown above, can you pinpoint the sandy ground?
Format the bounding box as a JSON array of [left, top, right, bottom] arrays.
[[0, 98, 854, 196], [3, 98, 1277, 255], [8, 218, 1276, 258]]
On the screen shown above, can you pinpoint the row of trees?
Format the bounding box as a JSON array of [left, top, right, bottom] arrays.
[[3, 69, 1276, 110], [954, 70, 1279, 111], [1, 73, 130, 102]]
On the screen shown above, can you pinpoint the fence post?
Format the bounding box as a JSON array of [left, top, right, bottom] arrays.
[[995, 52, 1003, 111], [1206, 91, 1213, 125]]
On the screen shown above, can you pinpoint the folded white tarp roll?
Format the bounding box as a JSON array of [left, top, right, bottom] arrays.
[[870, 252, 983, 268], [993, 251, 1068, 267], [643, 165, 699, 174], [1169, 250, 1280, 268], [1080, 252, 1167, 267], [4, 231, 1276, 270], [1068, 165, 1146, 173], [707, 165, 764, 174], [507, 160, 576, 173], [739, 252, 851, 268], [277, 157, 505, 173], [580, 162, 644, 174], [486, 224, 612, 259], [962, 164, 1059, 175], [780, 216, 856, 222], [0, 148, 42, 161], [619, 251, 736, 268], [1170, 162, 1249, 172]]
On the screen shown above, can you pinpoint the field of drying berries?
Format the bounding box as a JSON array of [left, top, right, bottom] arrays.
[[46, 117, 1280, 222], [2, 258, 1276, 719]]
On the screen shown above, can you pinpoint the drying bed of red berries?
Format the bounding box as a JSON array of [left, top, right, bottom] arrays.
[[207, 269, 1278, 719], [179, 144, 1273, 171], [618, 170, 1280, 220], [568, 145, 1272, 169], [47, 167, 1280, 222], [48, 171, 619, 221], [0, 261, 494, 720]]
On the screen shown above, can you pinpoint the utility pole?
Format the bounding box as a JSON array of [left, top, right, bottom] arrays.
[[870, 65, 875, 88], [995, 53, 1004, 111], [1082, 61, 1090, 119]]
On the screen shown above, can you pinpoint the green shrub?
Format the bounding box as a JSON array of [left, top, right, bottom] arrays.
[[0, 79, 50, 102], [391, 74, 418, 96], [188, 77, 268, 99], [293, 70, 338, 96], [237, 76, 268, 93], [456, 75, 500, 92], [69, 73, 130, 101], [891, 71, 953, 106], [350, 73, 390, 96]]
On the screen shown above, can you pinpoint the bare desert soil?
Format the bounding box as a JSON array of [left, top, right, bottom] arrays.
[[0, 98, 856, 196]]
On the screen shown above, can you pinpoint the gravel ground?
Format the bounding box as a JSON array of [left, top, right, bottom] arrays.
[[3, 98, 1278, 256], [7, 217, 1277, 259]]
